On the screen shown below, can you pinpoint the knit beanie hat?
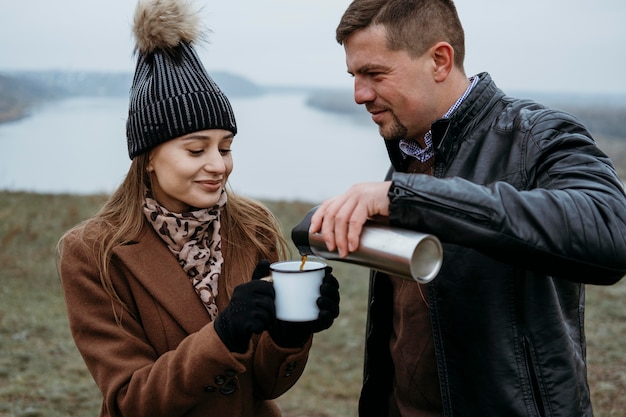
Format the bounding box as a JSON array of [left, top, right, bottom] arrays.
[[126, 0, 237, 159]]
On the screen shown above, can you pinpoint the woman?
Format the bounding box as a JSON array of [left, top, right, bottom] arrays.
[[57, 1, 340, 416]]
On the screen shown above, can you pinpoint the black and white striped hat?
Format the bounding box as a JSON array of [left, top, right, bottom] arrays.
[[126, 0, 237, 159]]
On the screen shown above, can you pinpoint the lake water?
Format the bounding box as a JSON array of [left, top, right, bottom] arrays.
[[0, 94, 391, 203]]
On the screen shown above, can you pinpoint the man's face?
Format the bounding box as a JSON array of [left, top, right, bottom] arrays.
[[344, 24, 438, 141]]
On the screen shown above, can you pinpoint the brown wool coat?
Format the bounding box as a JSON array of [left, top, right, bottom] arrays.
[[59, 223, 311, 417]]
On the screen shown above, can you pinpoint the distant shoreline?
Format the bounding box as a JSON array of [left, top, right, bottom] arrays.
[[2, 70, 626, 140]]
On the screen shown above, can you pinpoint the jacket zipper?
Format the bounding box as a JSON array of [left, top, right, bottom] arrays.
[[523, 336, 547, 417]]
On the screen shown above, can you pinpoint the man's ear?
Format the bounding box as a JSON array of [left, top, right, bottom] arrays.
[[431, 41, 454, 82]]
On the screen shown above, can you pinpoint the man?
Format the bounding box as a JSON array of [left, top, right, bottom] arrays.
[[308, 0, 626, 416]]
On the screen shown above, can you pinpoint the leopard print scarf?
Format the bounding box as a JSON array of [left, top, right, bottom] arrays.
[[143, 191, 227, 320]]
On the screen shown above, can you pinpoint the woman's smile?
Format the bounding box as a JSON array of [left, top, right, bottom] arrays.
[[195, 179, 223, 192]]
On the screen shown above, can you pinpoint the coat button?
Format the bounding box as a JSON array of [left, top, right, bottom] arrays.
[[283, 361, 297, 377], [214, 375, 226, 385], [203, 385, 216, 393], [220, 379, 237, 395]]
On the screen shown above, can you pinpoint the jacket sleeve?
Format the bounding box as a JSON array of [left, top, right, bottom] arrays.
[[388, 110, 626, 284], [59, 229, 310, 417]]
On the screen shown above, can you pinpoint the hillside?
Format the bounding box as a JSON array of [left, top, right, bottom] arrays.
[[0, 70, 271, 123], [0, 73, 55, 123]]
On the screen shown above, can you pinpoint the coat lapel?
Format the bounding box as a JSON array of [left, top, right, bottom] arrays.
[[115, 226, 211, 335]]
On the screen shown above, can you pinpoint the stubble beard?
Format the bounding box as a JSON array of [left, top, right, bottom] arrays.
[[379, 112, 408, 141]]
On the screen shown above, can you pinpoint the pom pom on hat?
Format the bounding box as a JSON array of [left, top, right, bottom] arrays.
[[133, 0, 202, 54], [126, 0, 237, 159]]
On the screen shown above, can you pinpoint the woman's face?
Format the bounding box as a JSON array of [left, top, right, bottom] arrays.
[[147, 129, 234, 212]]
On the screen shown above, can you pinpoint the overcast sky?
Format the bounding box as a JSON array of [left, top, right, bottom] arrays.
[[1, 0, 625, 95]]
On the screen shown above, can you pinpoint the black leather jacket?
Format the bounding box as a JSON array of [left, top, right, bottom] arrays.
[[359, 73, 626, 417]]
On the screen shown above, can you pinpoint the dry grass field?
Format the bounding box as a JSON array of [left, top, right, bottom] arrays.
[[0, 188, 624, 417]]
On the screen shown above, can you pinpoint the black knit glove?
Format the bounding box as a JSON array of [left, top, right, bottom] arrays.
[[214, 260, 276, 353], [270, 266, 340, 348]]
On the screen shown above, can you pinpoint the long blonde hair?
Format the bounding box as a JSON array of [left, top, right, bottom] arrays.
[[57, 153, 289, 320]]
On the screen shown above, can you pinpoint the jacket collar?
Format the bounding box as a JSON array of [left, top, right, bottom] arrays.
[[386, 72, 504, 170], [433, 72, 504, 165]]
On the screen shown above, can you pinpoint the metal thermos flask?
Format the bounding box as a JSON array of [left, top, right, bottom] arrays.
[[291, 207, 443, 283]]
